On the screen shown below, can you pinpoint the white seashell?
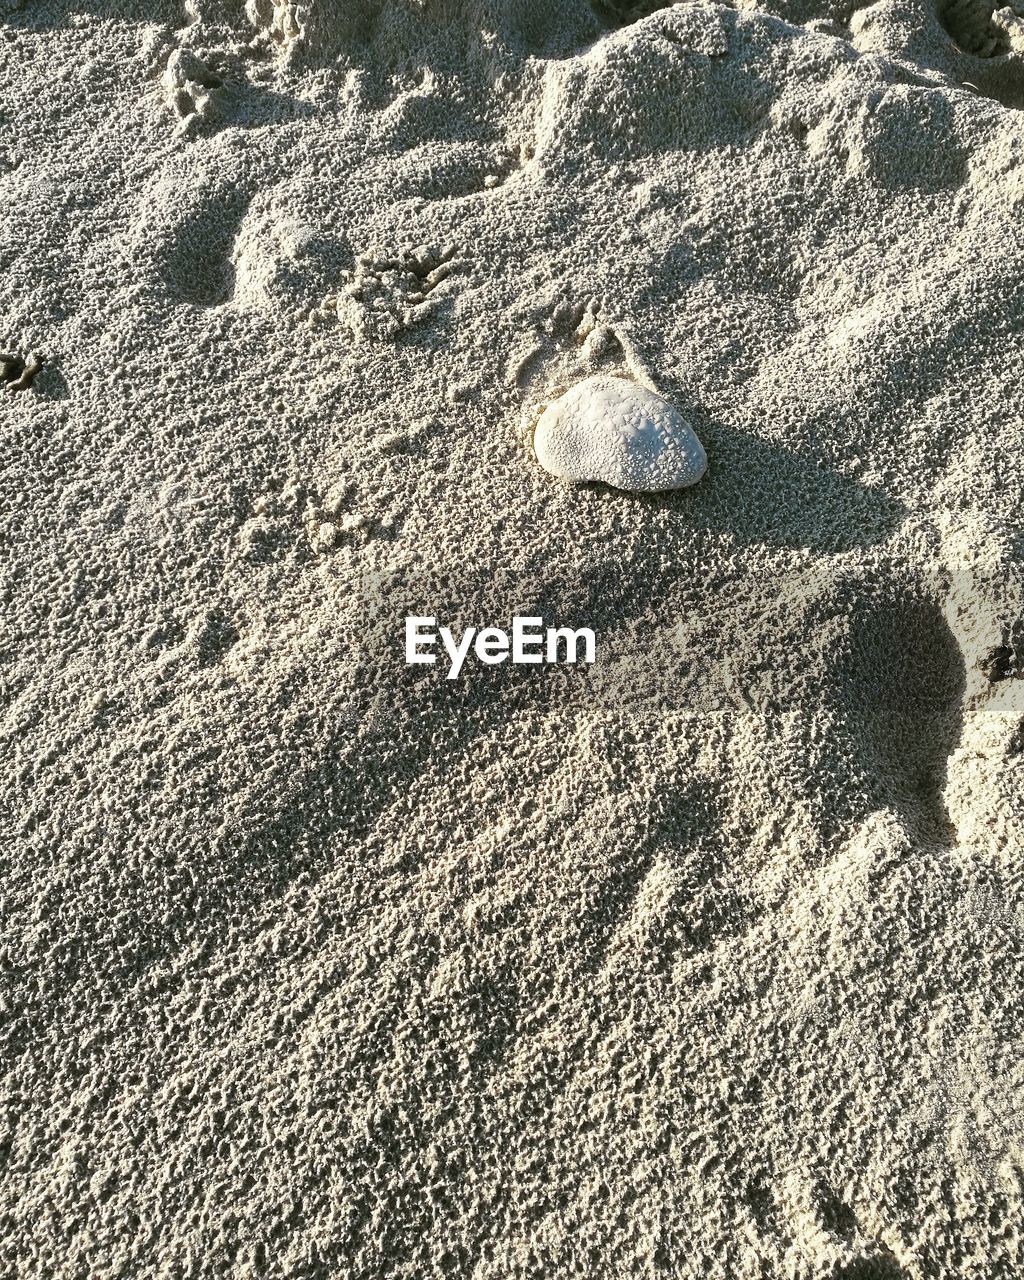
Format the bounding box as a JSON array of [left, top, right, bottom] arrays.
[[533, 375, 707, 492]]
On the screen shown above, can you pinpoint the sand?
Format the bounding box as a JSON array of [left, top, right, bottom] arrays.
[[1, 0, 1023, 1275]]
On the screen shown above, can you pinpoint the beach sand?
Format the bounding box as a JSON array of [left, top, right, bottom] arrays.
[[2, 0, 1023, 1275]]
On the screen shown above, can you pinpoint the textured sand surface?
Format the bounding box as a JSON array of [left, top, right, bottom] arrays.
[[2, 0, 1024, 1276]]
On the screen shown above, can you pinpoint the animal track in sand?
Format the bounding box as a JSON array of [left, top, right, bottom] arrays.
[[229, 205, 343, 319], [511, 295, 665, 463], [334, 242, 462, 343], [244, 0, 389, 54], [1, 351, 42, 391], [510, 296, 635, 392], [140, 609, 239, 683], [162, 48, 225, 124], [237, 476, 378, 560], [246, 0, 304, 47]]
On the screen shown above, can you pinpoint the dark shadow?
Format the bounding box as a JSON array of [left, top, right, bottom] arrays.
[[972, 61, 1024, 112], [816, 1178, 859, 1237], [215, 83, 321, 130], [833, 590, 965, 847], [152, 192, 249, 307], [854, 88, 970, 193], [937, 0, 1009, 57], [591, 0, 678, 25], [194, 610, 239, 667], [743, 1173, 779, 1232], [831, 1255, 908, 1280], [626, 418, 907, 554]]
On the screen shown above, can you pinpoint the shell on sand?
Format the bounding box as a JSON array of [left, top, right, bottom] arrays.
[[533, 375, 707, 492]]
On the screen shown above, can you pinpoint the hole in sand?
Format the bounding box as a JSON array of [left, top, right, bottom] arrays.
[[937, 0, 1011, 56]]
